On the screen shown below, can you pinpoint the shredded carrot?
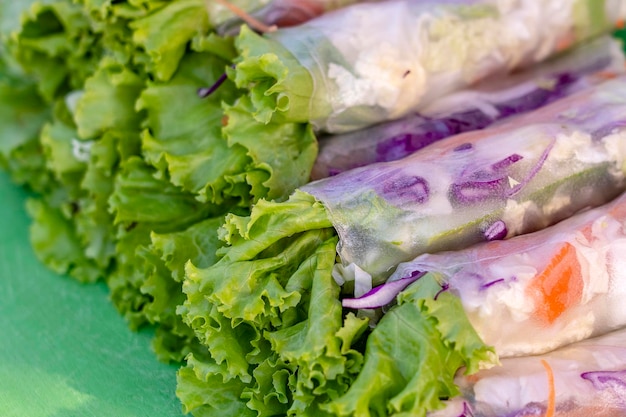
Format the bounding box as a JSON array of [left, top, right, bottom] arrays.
[[593, 71, 619, 81], [541, 360, 556, 417], [526, 242, 583, 323], [213, 0, 277, 33], [555, 34, 574, 52]]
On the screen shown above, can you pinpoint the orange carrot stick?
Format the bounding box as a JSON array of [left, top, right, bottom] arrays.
[[541, 360, 555, 417], [526, 242, 583, 323]]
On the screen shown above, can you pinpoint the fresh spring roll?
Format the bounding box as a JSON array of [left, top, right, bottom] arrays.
[[302, 76, 626, 286], [326, 191, 626, 417], [358, 190, 626, 357], [429, 327, 626, 417], [232, 0, 626, 133], [311, 35, 626, 179]]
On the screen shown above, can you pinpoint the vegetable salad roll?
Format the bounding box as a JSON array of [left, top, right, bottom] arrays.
[[304, 76, 626, 284], [374, 190, 626, 357], [429, 327, 626, 417], [312, 35, 626, 179], [328, 191, 626, 417], [233, 0, 626, 133]]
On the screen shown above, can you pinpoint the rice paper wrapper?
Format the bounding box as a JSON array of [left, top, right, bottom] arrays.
[[393, 191, 626, 357], [302, 77, 626, 282], [271, 0, 626, 132], [312, 35, 626, 178], [429, 327, 626, 417]]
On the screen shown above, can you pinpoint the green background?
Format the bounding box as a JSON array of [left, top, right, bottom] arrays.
[[0, 172, 185, 417]]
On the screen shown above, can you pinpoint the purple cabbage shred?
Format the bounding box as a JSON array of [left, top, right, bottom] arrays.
[[484, 220, 508, 241], [492, 154, 523, 171], [434, 282, 450, 301], [505, 138, 555, 197], [198, 70, 231, 98], [457, 401, 475, 417], [342, 270, 425, 309], [372, 73, 579, 165], [454, 143, 474, 152], [450, 178, 506, 203], [581, 369, 626, 391], [381, 175, 430, 204], [480, 278, 505, 289]]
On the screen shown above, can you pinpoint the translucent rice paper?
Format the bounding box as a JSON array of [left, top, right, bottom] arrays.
[[312, 36, 626, 179], [430, 327, 626, 417], [392, 191, 626, 357], [270, 0, 626, 132], [302, 77, 626, 282]]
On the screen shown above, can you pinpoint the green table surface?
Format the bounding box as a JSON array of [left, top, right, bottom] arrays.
[[0, 173, 186, 417]]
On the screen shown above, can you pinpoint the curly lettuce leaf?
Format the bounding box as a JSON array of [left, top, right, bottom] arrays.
[[9, 1, 100, 101], [0, 55, 52, 192], [107, 156, 224, 332], [74, 57, 145, 140], [230, 25, 321, 124], [180, 238, 370, 416], [109, 156, 216, 233], [75, 130, 136, 270], [140, 216, 228, 362], [326, 273, 496, 417], [179, 193, 374, 416], [130, 0, 209, 82], [0, 66, 49, 157], [107, 222, 156, 329], [223, 95, 317, 202], [137, 51, 252, 206], [26, 197, 102, 283], [139, 49, 317, 207], [40, 120, 85, 190], [177, 351, 256, 417]]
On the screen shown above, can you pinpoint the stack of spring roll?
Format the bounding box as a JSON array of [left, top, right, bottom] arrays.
[[3, 0, 626, 416]]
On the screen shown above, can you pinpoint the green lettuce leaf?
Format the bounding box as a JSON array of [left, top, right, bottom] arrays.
[[26, 197, 102, 283], [75, 130, 138, 271], [230, 25, 321, 124], [137, 51, 252, 206], [130, 0, 209, 82], [109, 156, 216, 232], [9, 1, 100, 101], [138, 50, 317, 207], [0, 55, 52, 192], [74, 57, 145, 140], [177, 351, 256, 417], [179, 193, 374, 416], [140, 216, 228, 362], [106, 156, 217, 326], [326, 273, 496, 417], [223, 95, 317, 202]]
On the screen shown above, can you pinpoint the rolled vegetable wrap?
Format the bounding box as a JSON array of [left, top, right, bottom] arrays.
[[233, 0, 626, 133], [377, 190, 626, 357], [303, 76, 626, 283], [328, 191, 626, 417], [312, 35, 626, 179], [429, 327, 626, 417]]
